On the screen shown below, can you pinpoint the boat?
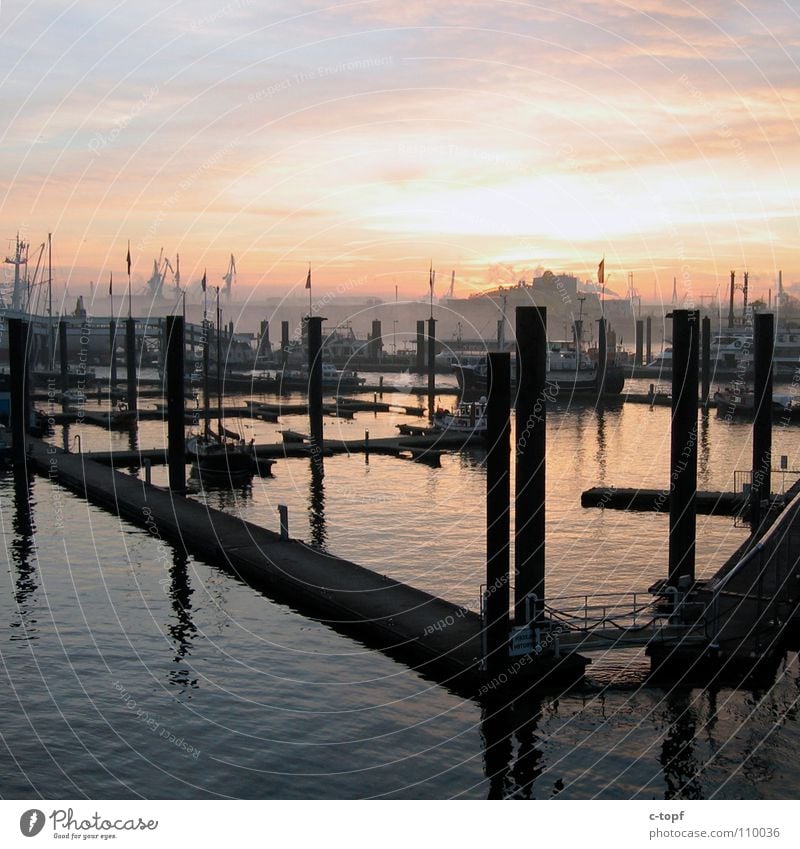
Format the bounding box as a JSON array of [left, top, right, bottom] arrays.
[[713, 385, 800, 421], [108, 401, 137, 429], [453, 340, 625, 398], [432, 397, 488, 435], [276, 362, 365, 391], [187, 288, 255, 483], [186, 429, 255, 478]]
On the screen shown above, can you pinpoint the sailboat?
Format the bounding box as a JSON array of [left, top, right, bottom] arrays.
[[186, 287, 254, 482]]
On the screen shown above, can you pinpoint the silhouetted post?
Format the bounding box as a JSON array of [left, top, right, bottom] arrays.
[[646, 316, 652, 365], [485, 352, 511, 675], [58, 320, 69, 395], [668, 310, 699, 589], [370, 319, 382, 360], [109, 319, 117, 386], [281, 320, 290, 368], [125, 318, 137, 411], [165, 316, 185, 494], [751, 312, 774, 531], [728, 270, 735, 329], [416, 320, 425, 373], [635, 319, 644, 366], [515, 307, 546, 624], [701, 315, 711, 405], [8, 319, 30, 464], [427, 318, 436, 422], [307, 315, 324, 473], [597, 318, 607, 396]]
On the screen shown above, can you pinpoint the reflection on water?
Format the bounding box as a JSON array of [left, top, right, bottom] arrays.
[[308, 458, 327, 549], [166, 549, 198, 692], [659, 689, 703, 799], [9, 467, 38, 642]]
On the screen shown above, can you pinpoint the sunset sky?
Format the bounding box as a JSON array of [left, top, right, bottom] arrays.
[[2, 0, 799, 304]]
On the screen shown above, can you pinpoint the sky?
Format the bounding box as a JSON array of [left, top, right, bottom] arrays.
[[2, 0, 800, 305]]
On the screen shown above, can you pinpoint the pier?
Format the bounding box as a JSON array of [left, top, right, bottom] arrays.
[[6, 304, 800, 695]]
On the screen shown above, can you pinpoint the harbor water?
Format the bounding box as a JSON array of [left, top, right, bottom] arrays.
[[2, 377, 800, 798]]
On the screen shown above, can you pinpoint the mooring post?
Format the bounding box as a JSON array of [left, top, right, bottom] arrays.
[[635, 319, 644, 367], [515, 307, 547, 625], [701, 315, 711, 405], [597, 317, 607, 396], [109, 318, 117, 387], [668, 309, 699, 589], [281, 320, 290, 368], [485, 352, 511, 675], [278, 505, 289, 539], [307, 315, 325, 473], [646, 315, 652, 365], [416, 320, 426, 374], [144, 458, 152, 485], [165, 316, 185, 494], [8, 319, 30, 465], [125, 318, 138, 411], [427, 317, 436, 422], [58, 320, 69, 395], [751, 312, 774, 531]]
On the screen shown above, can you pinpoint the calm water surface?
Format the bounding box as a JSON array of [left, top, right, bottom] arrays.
[[1, 379, 799, 798]]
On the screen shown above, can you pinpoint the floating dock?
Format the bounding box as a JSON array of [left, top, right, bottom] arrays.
[[581, 486, 746, 516], [24, 438, 587, 694]]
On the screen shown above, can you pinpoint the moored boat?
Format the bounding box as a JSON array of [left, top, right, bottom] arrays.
[[453, 341, 625, 398], [432, 397, 488, 435]]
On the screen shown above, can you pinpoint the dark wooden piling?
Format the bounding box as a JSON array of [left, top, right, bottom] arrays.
[[751, 312, 774, 530], [701, 315, 711, 404], [597, 318, 607, 395], [728, 270, 736, 328], [307, 315, 324, 470], [668, 309, 699, 588], [646, 315, 652, 365], [635, 319, 644, 366], [485, 352, 511, 675], [125, 318, 138, 411], [427, 318, 436, 421], [8, 319, 30, 464], [109, 319, 117, 386], [416, 320, 426, 374], [58, 320, 69, 395], [165, 315, 185, 494], [370, 319, 382, 360], [281, 320, 290, 368], [514, 307, 546, 624]]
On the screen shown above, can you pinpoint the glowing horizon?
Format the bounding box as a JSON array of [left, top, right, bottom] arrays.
[[2, 1, 799, 305]]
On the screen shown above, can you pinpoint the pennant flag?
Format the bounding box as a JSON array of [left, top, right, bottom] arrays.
[[429, 262, 435, 292], [201, 269, 207, 292], [305, 265, 312, 289], [598, 258, 605, 286], [108, 271, 113, 295], [126, 241, 131, 275]]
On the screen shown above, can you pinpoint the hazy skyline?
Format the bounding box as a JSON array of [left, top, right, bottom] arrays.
[[2, 0, 799, 304]]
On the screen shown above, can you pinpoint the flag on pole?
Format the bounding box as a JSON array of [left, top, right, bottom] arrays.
[[201, 270, 207, 292], [305, 265, 312, 289], [126, 241, 131, 275], [598, 258, 605, 287], [429, 262, 435, 293], [108, 271, 113, 295]]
